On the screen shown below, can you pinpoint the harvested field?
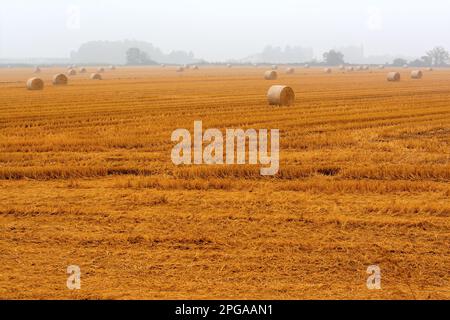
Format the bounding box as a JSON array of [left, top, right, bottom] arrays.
[[0, 66, 449, 299]]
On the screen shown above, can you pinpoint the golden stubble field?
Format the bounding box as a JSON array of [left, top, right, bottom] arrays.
[[0, 66, 449, 299]]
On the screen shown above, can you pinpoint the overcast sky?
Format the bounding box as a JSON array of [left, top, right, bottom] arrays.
[[1, 0, 449, 60]]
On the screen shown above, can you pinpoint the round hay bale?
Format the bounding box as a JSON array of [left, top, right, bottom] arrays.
[[97, 67, 105, 73], [355, 66, 362, 71], [90, 73, 102, 80], [27, 77, 44, 90], [183, 64, 190, 69], [304, 64, 310, 69], [52, 74, 68, 85], [324, 68, 332, 74], [109, 65, 116, 70], [176, 67, 184, 72], [67, 69, 77, 76], [285, 67, 295, 74], [346, 66, 354, 72], [79, 67, 87, 73], [192, 65, 199, 70], [411, 70, 423, 79], [339, 65, 345, 70], [387, 72, 401, 82], [378, 65, 385, 69], [33, 67, 41, 74], [227, 64, 232, 68], [403, 64, 409, 69], [271, 65, 278, 70], [267, 85, 295, 106], [161, 64, 166, 68], [264, 70, 278, 80], [427, 67, 433, 71], [363, 65, 369, 70]]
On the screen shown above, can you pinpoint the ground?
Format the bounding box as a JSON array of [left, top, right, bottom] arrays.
[[0, 66, 449, 299]]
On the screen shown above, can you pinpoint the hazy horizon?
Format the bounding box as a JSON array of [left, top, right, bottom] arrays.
[[1, 0, 450, 61]]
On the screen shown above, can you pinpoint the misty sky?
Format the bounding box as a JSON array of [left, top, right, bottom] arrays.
[[1, 0, 449, 60]]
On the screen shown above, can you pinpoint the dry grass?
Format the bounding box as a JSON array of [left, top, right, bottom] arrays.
[[0, 66, 449, 300]]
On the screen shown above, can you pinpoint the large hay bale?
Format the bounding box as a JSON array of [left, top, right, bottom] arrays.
[[363, 65, 369, 70], [192, 65, 199, 70], [27, 77, 44, 90], [264, 70, 278, 80], [161, 64, 166, 68], [67, 69, 77, 76], [97, 67, 105, 73], [387, 72, 401, 82], [355, 66, 362, 71], [109, 65, 116, 70], [378, 65, 385, 69], [52, 74, 68, 85], [33, 67, 41, 74], [79, 67, 87, 73], [411, 70, 423, 79], [427, 67, 433, 71], [324, 68, 332, 74], [176, 66, 184, 72], [346, 66, 354, 72], [267, 85, 295, 106], [227, 64, 232, 68], [271, 65, 278, 70], [304, 64, 310, 68], [90, 73, 102, 80], [339, 65, 345, 70], [285, 67, 295, 74]]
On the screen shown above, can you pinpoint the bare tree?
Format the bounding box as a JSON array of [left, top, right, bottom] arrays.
[[426, 47, 449, 66]]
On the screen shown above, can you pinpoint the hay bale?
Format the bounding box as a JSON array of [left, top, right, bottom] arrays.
[[324, 68, 332, 74], [355, 66, 362, 71], [267, 85, 295, 106], [109, 65, 116, 70], [427, 67, 433, 71], [346, 66, 354, 72], [378, 65, 385, 69], [227, 64, 232, 68], [27, 77, 44, 90], [79, 67, 87, 73], [411, 70, 423, 79], [97, 67, 105, 73], [183, 64, 190, 69], [52, 74, 68, 85], [339, 65, 345, 70], [176, 67, 184, 72], [363, 65, 369, 70], [304, 64, 310, 68], [387, 72, 401, 82], [403, 64, 409, 69], [286, 67, 295, 74], [264, 70, 278, 80], [161, 64, 166, 68], [192, 65, 199, 70], [90, 73, 102, 80], [67, 69, 77, 76], [33, 67, 41, 74], [271, 65, 278, 70]]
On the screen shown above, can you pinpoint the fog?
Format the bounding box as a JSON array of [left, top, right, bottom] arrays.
[[1, 0, 449, 61]]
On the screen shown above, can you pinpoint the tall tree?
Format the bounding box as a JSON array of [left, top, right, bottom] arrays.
[[323, 50, 345, 66], [426, 47, 449, 66]]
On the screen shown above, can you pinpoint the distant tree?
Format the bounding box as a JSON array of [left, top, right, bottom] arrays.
[[421, 55, 432, 66], [126, 47, 156, 65], [426, 47, 449, 66], [392, 58, 408, 67], [323, 50, 345, 65]]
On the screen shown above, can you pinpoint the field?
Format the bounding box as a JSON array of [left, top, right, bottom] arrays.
[[0, 66, 449, 299]]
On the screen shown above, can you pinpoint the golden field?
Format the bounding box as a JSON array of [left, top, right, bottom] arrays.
[[0, 66, 449, 299]]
